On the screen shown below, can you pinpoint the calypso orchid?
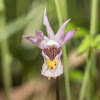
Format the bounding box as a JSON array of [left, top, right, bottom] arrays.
[[23, 8, 79, 80]]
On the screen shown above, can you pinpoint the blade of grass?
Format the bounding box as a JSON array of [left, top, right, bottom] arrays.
[[89, 0, 99, 97], [90, 0, 99, 36], [79, 51, 93, 100], [79, 0, 99, 100], [59, 0, 68, 21], [0, 1, 12, 100], [54, 0, 71, 100], [1, 39, 12, 100]]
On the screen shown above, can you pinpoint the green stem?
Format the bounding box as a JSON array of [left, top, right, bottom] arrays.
[[79, 0, 99, 100], [90, 0, 99, 36], [1, 39, 12, 100], [54, 0, 71, 100], [63, 45, 71, 100], [54, 0, 63, 26], [79, 52, 93, 100]]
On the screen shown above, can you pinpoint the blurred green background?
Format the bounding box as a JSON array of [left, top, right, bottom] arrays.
[[0, 0, 100, 100]]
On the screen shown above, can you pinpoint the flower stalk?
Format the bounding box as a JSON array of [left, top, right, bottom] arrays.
[[56, 77, 60, 100]]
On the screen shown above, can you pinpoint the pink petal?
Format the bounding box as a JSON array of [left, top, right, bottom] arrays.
[[60, 28, 79, 46], [55, 18, 71, 42], [43, 7, 54, 38], [23, 36, 43, 49], [36, 31, 44, 40], [23, 36, 37, 44]]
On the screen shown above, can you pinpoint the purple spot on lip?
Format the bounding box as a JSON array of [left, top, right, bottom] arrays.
[[43, 45, 61, 61]]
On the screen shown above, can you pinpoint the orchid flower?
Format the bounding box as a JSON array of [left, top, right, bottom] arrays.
[[23, 8, 79, 80]]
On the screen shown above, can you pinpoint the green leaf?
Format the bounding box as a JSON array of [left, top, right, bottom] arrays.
[[77, 35, 92, 56]]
